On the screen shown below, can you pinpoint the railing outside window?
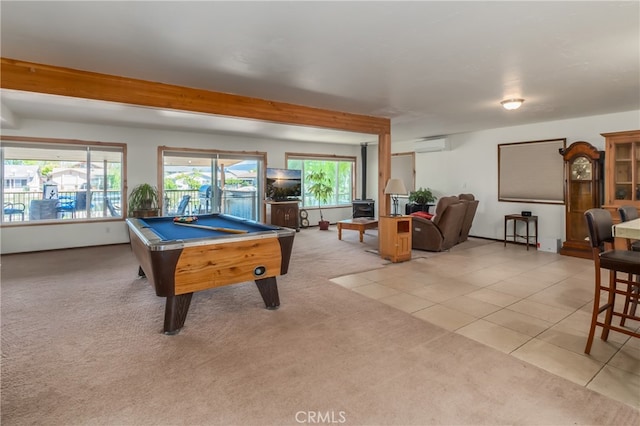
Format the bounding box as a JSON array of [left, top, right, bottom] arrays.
[[163, 189, 258, 219], [1, 136, 126, 224], [3, 190, 122, 221]]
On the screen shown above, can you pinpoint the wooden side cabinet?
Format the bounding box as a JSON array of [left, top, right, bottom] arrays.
[[379, 215, 412, 263], [601, 130, 640, 249], [265, 201, 299, 231]]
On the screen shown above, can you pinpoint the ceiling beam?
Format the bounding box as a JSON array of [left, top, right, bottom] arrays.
[[0, 57, 390, 135], [1, 57, 393, 218]]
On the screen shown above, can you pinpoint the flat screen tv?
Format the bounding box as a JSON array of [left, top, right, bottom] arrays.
[[266, 168, 302, 201]]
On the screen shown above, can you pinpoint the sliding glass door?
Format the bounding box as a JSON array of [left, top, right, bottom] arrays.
[[161, 149, 264, 221]]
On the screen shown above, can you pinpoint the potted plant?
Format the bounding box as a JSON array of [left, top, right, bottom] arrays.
[[408, 187, 436, 213], [306, 169, 333, 230], [128, 183, 160, 217]]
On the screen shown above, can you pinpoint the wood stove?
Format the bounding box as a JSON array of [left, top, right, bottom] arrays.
[[352, 199, 375, 218]]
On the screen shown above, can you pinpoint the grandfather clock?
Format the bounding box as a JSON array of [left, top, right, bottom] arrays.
[[560, 141, 602, 259]]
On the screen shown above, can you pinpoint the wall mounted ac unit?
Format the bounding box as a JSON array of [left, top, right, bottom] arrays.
[[414, 137, 448, 153]]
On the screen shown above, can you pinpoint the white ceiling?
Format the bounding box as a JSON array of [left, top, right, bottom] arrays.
[[1, 1, 639, 144]]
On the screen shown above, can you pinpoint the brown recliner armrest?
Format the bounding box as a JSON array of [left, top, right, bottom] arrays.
[[411, 216, 445, 251]]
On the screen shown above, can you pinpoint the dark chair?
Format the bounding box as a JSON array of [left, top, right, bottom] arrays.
[[583, 208, 640, 354], [616, 205, 640, 325], [618, 205, 638, 222], [105, 198, 121, 217], [411, 196, 467, 252], [4, 202, 26, 221], [618, 206, 640, 249], [176, 195, 191, 215]]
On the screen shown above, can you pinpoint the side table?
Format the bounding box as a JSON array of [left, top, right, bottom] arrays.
[[379, 215, 412, 263], [504, 214, 538, 250]]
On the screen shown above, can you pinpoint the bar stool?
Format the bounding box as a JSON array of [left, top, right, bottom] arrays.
[[617, 206, 640, 325], [583, 208, 640, 354], [618, 205, 640, 248]]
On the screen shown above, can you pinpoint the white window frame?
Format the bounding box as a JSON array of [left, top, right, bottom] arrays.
[[286, 153, 356, 208], [1, 136, 126, 225]]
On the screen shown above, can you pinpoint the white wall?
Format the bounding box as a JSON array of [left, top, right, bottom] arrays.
[[376, 110, 640, 242], [1, 118, 360, 254], [3, 110, 639, 253]]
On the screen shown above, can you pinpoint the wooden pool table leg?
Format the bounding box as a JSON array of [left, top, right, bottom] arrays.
[[163, 293, 193, 335], [254, 277, 280, 309]]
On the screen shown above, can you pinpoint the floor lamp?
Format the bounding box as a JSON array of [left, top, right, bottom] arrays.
[[384, 178, 408, 216]]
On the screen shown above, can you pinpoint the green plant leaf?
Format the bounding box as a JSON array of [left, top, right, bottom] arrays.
[[408, 187, 436, 204], [128, 183, 159, 216], [306, 170, 334, 221]]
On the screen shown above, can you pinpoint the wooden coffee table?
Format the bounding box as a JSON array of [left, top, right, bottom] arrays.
[[337, 218, 378, 243]]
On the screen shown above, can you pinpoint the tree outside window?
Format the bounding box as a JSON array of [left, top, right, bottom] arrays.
[[287, 156, 354, 208]]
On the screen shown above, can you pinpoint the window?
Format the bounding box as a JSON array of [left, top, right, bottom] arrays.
[[160, 147, 266, 221], [286, 154, 355, 208], [498, 138, 566, 204], [1, 137, 125, 223]]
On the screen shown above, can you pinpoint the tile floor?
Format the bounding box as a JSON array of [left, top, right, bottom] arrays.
[[329, 238, 640, 409]]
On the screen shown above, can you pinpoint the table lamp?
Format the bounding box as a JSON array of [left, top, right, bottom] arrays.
[[384, 178, 407, 216]]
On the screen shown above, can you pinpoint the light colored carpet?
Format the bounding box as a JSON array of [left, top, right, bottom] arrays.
[[2, 226, 639, 425]]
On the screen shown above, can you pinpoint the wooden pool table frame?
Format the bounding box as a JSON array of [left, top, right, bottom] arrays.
[[126, 216, 295, 334]]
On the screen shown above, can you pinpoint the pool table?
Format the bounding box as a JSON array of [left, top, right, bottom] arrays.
[[126, 213, 295, 334]]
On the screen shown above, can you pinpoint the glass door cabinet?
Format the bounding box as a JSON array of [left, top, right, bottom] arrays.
[[604, 130, 640, 218]]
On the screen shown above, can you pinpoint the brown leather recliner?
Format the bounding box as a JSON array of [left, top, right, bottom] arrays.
[[411, 196, 467, 251], [458, 193, 479, 243]]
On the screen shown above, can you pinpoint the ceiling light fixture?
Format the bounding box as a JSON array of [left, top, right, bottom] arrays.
[[501, 98, 525, 110]]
